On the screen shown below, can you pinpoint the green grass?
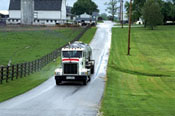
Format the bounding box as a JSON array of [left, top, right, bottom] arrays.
[[98, 20, 104, 23], [0, 58, 60, 102], [0, 27, 83, 65], [101, 26, 175, 116], [0, 27, 97, 103], [115, 23, 143, 27], [79, 27, 97, 44]]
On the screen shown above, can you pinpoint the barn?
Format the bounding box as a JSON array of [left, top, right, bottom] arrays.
[[7, 0, 67, 25]]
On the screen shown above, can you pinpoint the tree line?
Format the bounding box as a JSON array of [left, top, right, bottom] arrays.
[[125, 0, 175, 29]]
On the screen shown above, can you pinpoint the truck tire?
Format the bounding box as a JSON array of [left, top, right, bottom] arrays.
[[83, 77, 88, 85], [91, 65, 95, 74], [83, 80, 87, 85], [56, 80, 61, 85], [88, 76, 91, 82]]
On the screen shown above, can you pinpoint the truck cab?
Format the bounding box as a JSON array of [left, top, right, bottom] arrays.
[[55, 41, 95, 85]]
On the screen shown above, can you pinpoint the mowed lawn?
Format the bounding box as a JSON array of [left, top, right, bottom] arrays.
[[0, 27, 83, 65], [101, 26, 175, 116], [0, 27, 97, 103]]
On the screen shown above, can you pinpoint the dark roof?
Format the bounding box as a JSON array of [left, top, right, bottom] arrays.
[[35, 0, 62, 11], [9, 0, 62, 11], [9, 0, 20, 10]]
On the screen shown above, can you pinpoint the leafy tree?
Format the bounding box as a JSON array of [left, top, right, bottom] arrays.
[[71, 0, 99, 15], [99, 13, 108, 20], [105, 0, 118, 21], [125, 0, 163, 22], [161, 2, 172, 24], [125, 0, 146, 22], [125, 1, 130, 17], [143, 0, 163, 29], [169, 4, 175, 23]]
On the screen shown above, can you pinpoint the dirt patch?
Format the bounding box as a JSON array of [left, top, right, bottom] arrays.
[[0, 25, 80, 32]]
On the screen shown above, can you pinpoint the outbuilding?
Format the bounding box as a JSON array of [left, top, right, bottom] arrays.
[[7, 0, 67, 25]]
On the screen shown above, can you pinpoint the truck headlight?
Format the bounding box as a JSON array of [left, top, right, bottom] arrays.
[[55, 72, 60, 76]]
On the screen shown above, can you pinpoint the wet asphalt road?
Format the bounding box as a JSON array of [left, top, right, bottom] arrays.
[[0, 21, 113, 116]]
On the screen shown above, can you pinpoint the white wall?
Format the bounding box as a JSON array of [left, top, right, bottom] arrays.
[[9, 10, 21, 19], [80, 13, 91, 18], [35, 11, 61, 19]]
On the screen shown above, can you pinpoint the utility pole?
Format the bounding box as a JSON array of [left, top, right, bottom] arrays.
[[121, 0, 123, 28], [127, 0, 133, 55], [120, 0, 122, 26]]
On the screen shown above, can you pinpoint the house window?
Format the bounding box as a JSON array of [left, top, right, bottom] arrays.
[[16, 19, 19, 22], [46, 20, 49, 22], [50, 20, 53, 22], [12, 19, 14, 22], [55, 20, 57, 23], [37, 20, 39, 22]]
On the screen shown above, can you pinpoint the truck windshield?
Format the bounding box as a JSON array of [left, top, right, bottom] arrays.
[[63, 51, 82, 58]]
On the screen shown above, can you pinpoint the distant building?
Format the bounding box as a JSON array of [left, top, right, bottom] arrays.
[[76, 12, 98, 25], [0, 10, 9, 25], [92, 12, 99, 21], [0, 10, 9, 18], [7, 0, 67, 25], [66, 6, 75, 20]]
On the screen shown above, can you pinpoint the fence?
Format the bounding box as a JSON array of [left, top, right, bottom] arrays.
[[0, 26, 90, 84]]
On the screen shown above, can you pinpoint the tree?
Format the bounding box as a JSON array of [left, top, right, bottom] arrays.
[[99, 13, 108, 20], [105, 0, 118, 21], [125, 1, 130, 17], [125, 0, 146, 22], [143, 0, 163, 30], [71, 0, 99, 15], [169, 4, 175, 23], [161, 1, 172, 24]]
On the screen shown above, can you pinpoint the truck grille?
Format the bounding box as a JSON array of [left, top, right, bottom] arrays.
[[64, 63, 78, 74]]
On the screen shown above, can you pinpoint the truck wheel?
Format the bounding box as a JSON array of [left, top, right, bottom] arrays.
[[88, 76, 91, 82], [56, 80, 61, 85], [91, 65, 94, 74], [83, 80, 87, 85], [83, 77, 88, 85]]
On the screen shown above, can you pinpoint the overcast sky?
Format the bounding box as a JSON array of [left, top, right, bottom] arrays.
[[0, 0, 127, 14]]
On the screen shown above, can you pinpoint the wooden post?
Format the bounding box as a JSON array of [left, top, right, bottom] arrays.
[[11, 65, 14, 80], [28, 62, 30, 75], [31, 61, 33, 73], [16, 64, 19, 79], [0, 67, 3, 84], [6, 66, 9, 83], [128, 0, 133, 55], [35, 60, 37, 72], [24, 63, 27, 77], [20, 64, 23, 78], [121, 0, 123, 28]]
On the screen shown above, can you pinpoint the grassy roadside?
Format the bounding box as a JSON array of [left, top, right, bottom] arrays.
[[79, 27, 97, 44], [101, 26, 175, 116], [115, 23, 143, 27], [0, 27, 97, 103]]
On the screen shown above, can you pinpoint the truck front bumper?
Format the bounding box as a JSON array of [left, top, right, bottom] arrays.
[[55, 76, 87, 81]]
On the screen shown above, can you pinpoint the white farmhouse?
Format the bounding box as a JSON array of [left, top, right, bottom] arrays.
[[7, 0, 67, 25]]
